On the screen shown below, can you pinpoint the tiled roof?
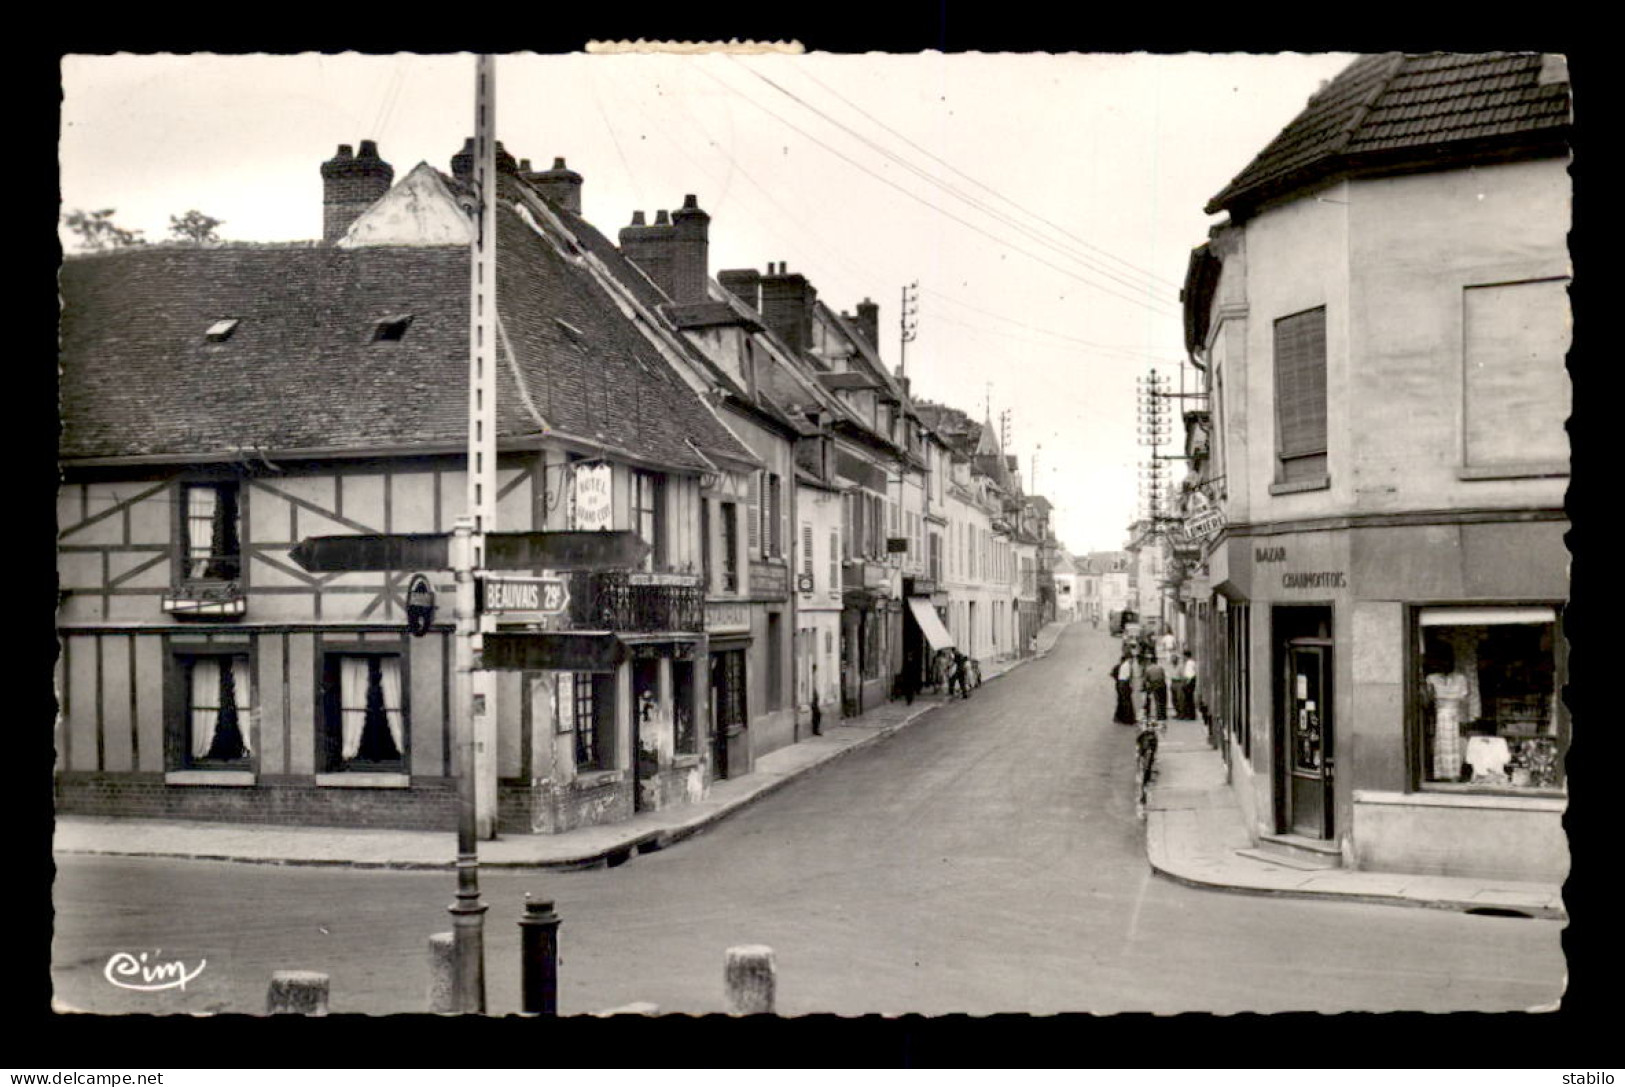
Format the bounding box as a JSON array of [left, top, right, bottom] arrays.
[[1208, 52, 1571, 215], [59, 205, 752, 472]]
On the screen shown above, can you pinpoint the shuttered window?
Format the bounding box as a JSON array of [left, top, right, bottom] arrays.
[[829, 530, 839, 593], [1273, 307, 1327, 483], [1464, 279, 1570, 471], [748, 473, 761, 555], [802, 523, 814, 578], [769, 474, 782, 557]]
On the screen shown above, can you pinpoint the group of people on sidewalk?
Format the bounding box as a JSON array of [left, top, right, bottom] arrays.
[[1112, 622, 1197, 725]]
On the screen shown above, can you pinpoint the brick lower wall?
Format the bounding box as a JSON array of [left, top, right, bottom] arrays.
[[55, 772, 461, 831]]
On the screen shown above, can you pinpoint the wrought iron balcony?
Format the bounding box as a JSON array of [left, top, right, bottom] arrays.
[[565, 570, 706, 633]]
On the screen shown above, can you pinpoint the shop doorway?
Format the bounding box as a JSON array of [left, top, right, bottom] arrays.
[[631, 658, 660, 812], [709, 650, 746, 780], [1274, 606, 1334, 839]]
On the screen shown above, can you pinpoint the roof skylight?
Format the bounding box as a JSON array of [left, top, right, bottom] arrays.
[[205, 318, 240, 342], [372, 314, 414, 342]]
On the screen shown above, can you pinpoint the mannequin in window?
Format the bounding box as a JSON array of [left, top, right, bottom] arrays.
[[1423, 644, 1470, 782]]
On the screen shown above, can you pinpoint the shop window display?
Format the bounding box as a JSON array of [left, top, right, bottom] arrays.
[[1416, 607, 1564, 792]]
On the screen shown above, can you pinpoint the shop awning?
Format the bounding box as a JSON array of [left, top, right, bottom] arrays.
[[907, 596, 955, 652]]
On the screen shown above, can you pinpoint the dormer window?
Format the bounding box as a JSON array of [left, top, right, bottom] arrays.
[[205, 318, 240, 342], [371, 314, 414, 342]]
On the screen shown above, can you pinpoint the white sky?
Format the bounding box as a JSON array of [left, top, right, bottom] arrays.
[[59, 51, 1356, 555]]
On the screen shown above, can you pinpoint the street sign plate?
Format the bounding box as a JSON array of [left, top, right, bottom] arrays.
[[479, 574, 570, 616], [288, 533, 451, 573], [485, 530, 650, 571], [289, 530, 651, 574], [480, 631, 625, 673]]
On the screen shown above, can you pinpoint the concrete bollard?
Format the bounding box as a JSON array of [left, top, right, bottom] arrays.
[[267, 970, 329, 1016], [591, 1002, 661, 1017], [724, 944, 776, 1015], [427, 932, 456, 1014], [518, 896, 562, 1016]]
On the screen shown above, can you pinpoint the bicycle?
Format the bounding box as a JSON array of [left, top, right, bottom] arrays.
[[1135, 717, 1162, 816]]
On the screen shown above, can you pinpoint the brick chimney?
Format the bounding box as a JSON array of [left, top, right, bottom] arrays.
[[321, 140, 394, 243], [760, 262, 817, 355], [618, 196, 711, 305], [521, 156, 583, 215], [670, 195, 711, 305], [619, 209, 675, 298], [854, 297, 879, 350], [720, 268, 762, 311], [450, 138, 519, 183]]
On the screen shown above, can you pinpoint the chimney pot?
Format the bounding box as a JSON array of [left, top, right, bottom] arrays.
[[654, 209, 670, 225], [631, 210, 646, 225], [322, 139, 393, 243], [553, 156, 567, 169], [520, 158, 533, 172], [682, 194, 699, 209]]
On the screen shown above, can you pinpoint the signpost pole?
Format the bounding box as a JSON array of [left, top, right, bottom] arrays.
[[448, 516, 487, 1013], [446, 50, 499, 1016]]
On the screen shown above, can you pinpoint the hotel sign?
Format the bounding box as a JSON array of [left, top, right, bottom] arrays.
[[1184, 493, 1226, 544], [573, 462, 613, 531]]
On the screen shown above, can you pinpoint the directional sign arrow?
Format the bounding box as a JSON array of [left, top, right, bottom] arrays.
[[288, 530, 651, 574], [288, 533, 451, 574], [484, 530, 650, 572]]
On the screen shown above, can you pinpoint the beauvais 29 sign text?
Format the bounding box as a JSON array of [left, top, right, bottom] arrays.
[[479, 574, 570, 617]]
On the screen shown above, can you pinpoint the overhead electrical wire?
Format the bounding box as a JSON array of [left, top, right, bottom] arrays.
[[596, 63, 1177, 372], [726, 56, 1183, 308], [782, 60, 1185, 294], [692, 61, 1179, 322]]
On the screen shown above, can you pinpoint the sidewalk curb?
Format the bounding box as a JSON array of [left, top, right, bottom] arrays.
[[53, 677, 963, 873], [1143, 810, 1567, 922]]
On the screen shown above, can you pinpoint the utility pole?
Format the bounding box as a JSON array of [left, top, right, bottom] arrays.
[[449, 50, 498, 1016], [899, 281, 918, 378]]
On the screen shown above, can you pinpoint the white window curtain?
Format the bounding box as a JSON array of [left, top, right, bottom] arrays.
[[378, 656, 405, 755], [340, 657, 370, 759], [187, 488, 216, 578], [190, 658, 221, 758], [234, 663, 253, 756]]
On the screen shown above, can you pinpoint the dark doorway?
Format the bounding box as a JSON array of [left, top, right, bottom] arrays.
[[1273, 605, 1334, 839], [631, 658, 660, 813], [710, 649, 746, 780]]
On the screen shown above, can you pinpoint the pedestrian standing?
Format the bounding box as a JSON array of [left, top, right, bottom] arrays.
[[1112, 648, 1138, 725], [1168, 652, 1188, 719], [1157, 624, 1177, 669], [1143, 656, 1168, 722], [950, 650, 970, 700], [1181, 651, 1199, 720], [812, 662, 827, 735]]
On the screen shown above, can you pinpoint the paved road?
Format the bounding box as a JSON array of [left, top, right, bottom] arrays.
[[51, 625, 1565, 1015]]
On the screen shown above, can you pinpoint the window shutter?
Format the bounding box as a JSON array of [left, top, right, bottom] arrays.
[[748, 473, 761, 554], [770, 475, 783, 557], [829, 530, 838, 591], [1274, 308, 1327, 459], [849, 493, 862, 559], [802, 523, 814, 578]]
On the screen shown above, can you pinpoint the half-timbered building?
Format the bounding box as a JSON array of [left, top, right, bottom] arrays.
[[56, 140, 761, 834]]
